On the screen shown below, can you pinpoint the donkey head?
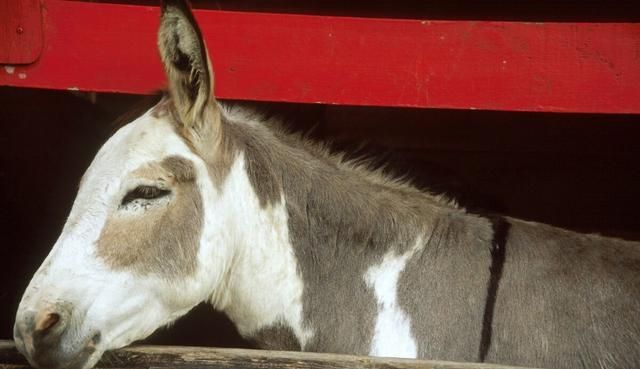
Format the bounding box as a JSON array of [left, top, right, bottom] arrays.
[[14, 2, 234, 368]]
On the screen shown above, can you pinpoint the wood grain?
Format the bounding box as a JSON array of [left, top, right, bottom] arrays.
[[0, 340, 540, 369]]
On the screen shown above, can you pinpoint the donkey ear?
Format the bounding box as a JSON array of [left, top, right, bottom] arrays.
[[158, 0, 216, 130]]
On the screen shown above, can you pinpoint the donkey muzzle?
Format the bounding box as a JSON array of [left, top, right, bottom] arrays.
[[14, 303, 101, 369]]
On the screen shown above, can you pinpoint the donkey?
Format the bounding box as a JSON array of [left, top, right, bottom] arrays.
[[14, 1, 640, 369]]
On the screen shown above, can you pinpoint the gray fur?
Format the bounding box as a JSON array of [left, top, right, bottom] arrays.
[[219, 109, 436, 353], [486, 219, 640, 369], [214, 106, 640, 368], [397, 213, 494, 363]]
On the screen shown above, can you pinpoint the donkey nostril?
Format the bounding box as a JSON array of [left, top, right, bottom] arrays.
[[35, 313, 60, 333]]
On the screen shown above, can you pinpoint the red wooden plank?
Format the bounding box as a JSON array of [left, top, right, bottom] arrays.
[[0, 0, 43, 64], [1, 1, 639, 114]]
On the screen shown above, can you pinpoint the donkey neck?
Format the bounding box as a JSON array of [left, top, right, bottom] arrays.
[[209, 110, 455, 349], [207, 124, 312, 347], [220, 174, 310, 348]]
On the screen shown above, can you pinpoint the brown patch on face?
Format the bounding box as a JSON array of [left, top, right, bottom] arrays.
[[97, 156, 203, 278], [161, 155, 196, 182]]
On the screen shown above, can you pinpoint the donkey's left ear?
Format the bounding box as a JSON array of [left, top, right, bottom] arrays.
[[158, 0, 217, 132]]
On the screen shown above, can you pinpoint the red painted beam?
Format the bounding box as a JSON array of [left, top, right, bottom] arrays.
[[1, 1, 639, 114], [0, 0, 43, 64]]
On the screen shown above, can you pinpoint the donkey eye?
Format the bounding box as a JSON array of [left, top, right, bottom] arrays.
[[121, 185, 171, 206]]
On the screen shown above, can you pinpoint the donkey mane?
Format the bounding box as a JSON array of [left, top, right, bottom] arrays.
[[223, 103, 441, 196]]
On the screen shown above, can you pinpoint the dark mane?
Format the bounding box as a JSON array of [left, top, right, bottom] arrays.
[[217, 102, 458, 209]]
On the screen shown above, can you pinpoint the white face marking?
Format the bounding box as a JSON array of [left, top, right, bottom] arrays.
[[365, 237, 424, 359], [216, 154, 313, 348], [15, 108, 232, 369]]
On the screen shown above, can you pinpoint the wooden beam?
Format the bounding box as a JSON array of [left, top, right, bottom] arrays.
[[0, 1, 639, 113], [0, 340, 539, 369], [0, 0, 43, 65]]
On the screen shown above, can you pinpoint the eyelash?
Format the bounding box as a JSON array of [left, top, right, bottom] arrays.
[[121, 185, 171, 206]]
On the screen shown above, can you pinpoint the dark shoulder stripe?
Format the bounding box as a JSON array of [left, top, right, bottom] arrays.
[[478, 215, 510, 362]]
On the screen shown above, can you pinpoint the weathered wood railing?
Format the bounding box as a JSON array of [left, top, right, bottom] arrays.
[[0, 340, 539, 369]]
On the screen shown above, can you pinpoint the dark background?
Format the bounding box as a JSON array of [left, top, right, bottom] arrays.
[[2, 0, 640, 350], [105, 0, 640, 22]]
